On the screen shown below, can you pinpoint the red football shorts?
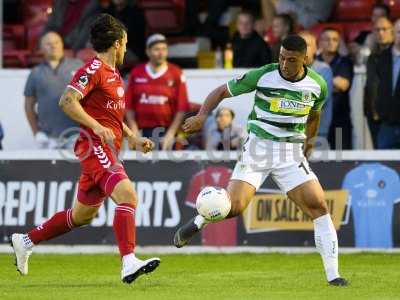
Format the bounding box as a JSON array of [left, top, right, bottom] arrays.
[[74, 140, 129, 207]]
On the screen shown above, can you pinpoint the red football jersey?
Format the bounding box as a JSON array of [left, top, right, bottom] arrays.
[[185, 166, 233, 207], [185, 165, 237, 247], [125, 63, 189, 129], [68, 57, 125, 151]]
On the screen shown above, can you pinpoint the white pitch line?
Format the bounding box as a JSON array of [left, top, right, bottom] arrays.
[[1, 245, 400, 254]]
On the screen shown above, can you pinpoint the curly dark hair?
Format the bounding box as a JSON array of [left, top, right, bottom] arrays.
[[90, 14, 127, 52]]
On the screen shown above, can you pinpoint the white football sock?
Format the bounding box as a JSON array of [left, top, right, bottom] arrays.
[[122, 253, 137, 266], [313, 214, 340, 281], [193, 215, 209, 230]]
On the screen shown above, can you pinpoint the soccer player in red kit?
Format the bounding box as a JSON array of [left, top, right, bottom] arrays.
[[125, 34, 189, 150], [11, 14, 160, 284]]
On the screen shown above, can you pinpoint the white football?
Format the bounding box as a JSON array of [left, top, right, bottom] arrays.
[[196, 186, 231, 222]]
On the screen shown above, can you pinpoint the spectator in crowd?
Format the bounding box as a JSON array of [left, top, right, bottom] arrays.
[[374, 19, 400, 149], [24, 32, 82, 149], [317, 28, 354, 150], [185, 0, 231, 47], [0, 120, 3, 150], [271, 13, 295, 62], [232, 11, 272, 68], [44, 0, 101, 50], [125, 34, 189, 150], [275, 0, 335, 29], [364, 17, 394, 148], [100, 0, 146, 62], [352, 3, 391, 64], [299, 31, 333, 143], [204, 107, 245, 150]]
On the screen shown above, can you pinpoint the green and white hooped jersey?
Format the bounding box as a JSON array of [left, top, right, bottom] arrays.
[[227, 63, 327, 143]]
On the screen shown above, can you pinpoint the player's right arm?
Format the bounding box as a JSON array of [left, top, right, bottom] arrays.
[[183, 84, 231, 133], [183, 66, 265, 133], [59, 87, 115, 144]]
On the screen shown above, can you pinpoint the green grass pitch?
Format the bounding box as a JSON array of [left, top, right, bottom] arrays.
[[1, 253, 400, 300]]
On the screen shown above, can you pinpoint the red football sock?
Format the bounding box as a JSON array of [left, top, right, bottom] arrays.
[[113, 203, 136, 257], [28, 209, 75, 245]]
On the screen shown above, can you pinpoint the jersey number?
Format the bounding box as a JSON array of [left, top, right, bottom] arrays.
[[299, 162, 310, 175]]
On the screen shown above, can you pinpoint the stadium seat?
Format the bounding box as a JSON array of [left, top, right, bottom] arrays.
[[75, 48, 97, 63], [26, 24, 46, 50], [3, 50, 29, 68], [3, 25, 26, 49], [21, 0, 52, 27], [309, 22, 345, 40], [384, 0, 400, 19], [345, 22, 372, 43], [138, 0, 186, 34], [332, 0, 375, 21]]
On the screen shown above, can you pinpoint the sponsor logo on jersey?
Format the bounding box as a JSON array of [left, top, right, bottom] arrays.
[[270, 98, 311, 115], [105, 99, 126, 110], [139, 93, 168, 105], [167, 79, 174, 87], [117, 86, 124, 98], [107, 77, 116, 83], [77, 74, 89, 89], [135, 77, 148, 83]]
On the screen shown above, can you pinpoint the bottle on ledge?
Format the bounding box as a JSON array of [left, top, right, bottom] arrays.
[[224, 43, 233, 69]]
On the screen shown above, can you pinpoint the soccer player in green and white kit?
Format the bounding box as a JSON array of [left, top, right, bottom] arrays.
[[174, 35, 348, 286]]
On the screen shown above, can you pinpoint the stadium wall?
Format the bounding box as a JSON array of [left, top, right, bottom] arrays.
[[1, 150, 400, 250]]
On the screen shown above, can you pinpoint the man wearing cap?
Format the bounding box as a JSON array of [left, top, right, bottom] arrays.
[[125, 34, 189, 150]]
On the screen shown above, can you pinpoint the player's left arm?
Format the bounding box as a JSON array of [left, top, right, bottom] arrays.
[[304, 79, 327, 158], [122, 122, 154, 153], [304, 110, 321, 159]]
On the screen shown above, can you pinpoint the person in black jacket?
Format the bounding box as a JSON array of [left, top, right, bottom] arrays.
[[232, 11, 272, 68], [101, 0, 146, 62], [364, 17, 393, 148], [375, 19, 400, 149]]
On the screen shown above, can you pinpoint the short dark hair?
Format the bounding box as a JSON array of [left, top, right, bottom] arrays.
[[90, 14, 127, 52], [282, 34, 307, 53], [321, 27, 341, 36], [275, 13, 295, 34], [373, 3, 391, 17]]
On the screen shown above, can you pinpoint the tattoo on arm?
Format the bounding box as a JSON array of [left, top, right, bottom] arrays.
[[59, 88, 82, 109]]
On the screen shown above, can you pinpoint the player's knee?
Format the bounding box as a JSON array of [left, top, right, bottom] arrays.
[[115, 188, 137, 208], [308, 198, 329, 219], [72, 211, 97, 226]]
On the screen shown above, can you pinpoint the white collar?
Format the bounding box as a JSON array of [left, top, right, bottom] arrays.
[[145, 63, 168, 79]]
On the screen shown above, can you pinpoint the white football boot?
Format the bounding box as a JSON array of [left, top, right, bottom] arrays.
[[121, 254, 160, 284], [11, 233, 33, 275]]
